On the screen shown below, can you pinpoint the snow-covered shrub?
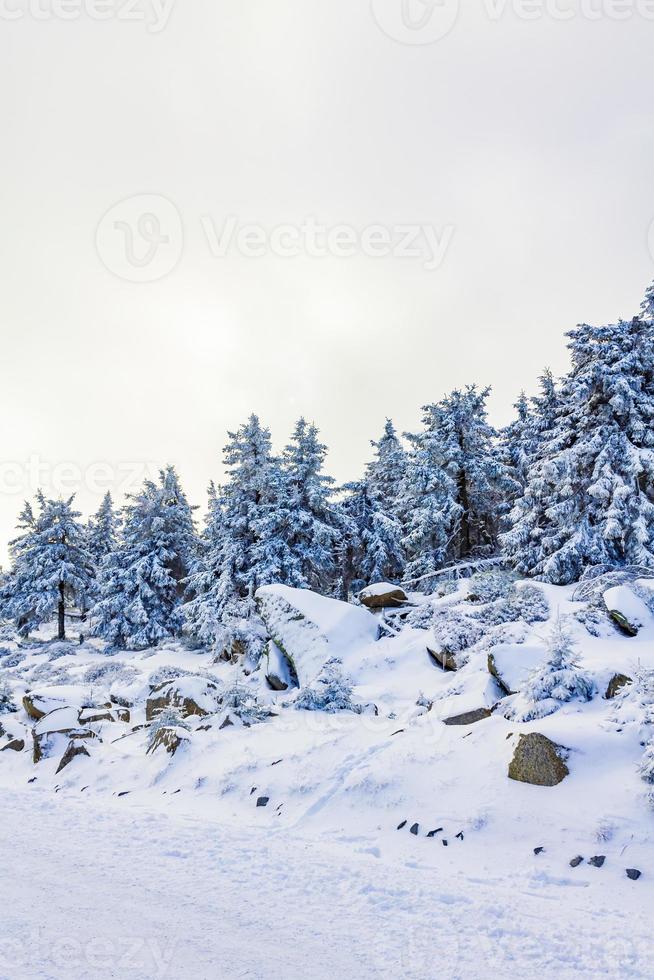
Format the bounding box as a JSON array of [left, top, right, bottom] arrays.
[[147, 665, 195, 689], [431, 606, 485, 655], [0, 648, 24, 668], [219, 681, 270, 724], [466, 570, 515, 604], [507, 617, 594, 720], [83, 662, 139, 686], [0, 678, 16, 713], [292, 659, 361, 714]]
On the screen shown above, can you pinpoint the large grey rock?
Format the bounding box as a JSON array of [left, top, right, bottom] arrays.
[[358, 583, 408, 610], [508, 733, 569, 787], [443, 708, 492, 727]]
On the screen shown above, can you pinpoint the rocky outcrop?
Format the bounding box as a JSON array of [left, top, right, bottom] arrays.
[[56, 740, 91, 774], [603, 585, 650, 637], [604, 673, 632, 700], [443, 708, 492, 726], [146, 678, 220, 722], [22, 692, 66, 721], [427, 646, 459, 672], [1, 738, 25, 752], [488, 645, 546, 696], [147, 726, 189, 756], [508, 733, 569, 787], [358, 584, 408, 610], [264, 640, 296, 692]]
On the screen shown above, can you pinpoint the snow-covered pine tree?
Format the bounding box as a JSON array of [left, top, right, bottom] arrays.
[[503, 307, 654, 584], [86, 491, 120, 565], [280, 418, 340, 591], [359, 419, 406, 584], [500, 392, 535, 490], [400, 386, 514, 587], [92, 467, 198, 650], [2, 493, 94, 640], [641, 280, 654, 321], [514, 616, 594, 719]]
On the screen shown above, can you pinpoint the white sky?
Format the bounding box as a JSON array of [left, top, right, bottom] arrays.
[[1, 0, 653, 564]]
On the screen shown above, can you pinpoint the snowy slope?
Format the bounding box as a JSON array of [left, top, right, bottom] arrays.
[[1, 575, 654, 977]]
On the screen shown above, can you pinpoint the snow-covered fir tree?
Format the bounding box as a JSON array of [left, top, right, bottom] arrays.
[[511, 616, 594, 719], [280, 418, 340, 591], [503, 304, 654, 583], [641, 279, 654, 321], [400, 386, 514, 587], [92, 467, 197, 650], [2, 493, 94, 640], [500, 392, 535, 490], [86, 492, 120, 565]]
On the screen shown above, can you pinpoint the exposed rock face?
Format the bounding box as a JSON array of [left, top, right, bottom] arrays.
[[608, 610, 639, 637], [443, 708, 492, 727], [508, 733, 569, 787], [56, 740, 91, 774], [146, 679, 220, 722], [147, 726, 188, 756], [358, 584, 408, 610], [427, 646, 459, 672], [487, 645, 547, 696], [604, 673, 632, 700], [1, 738, 25, 752], [264, 640, 296, 692], [22, 693, 66, 721], [603, 585, 650, 636]]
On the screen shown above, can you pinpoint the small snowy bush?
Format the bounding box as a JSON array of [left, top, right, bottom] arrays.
[[84, 662, 139, 686], [507, 617, 594, 721], [431, 606, 485, 654], [219, 681, 270, 724], [466, 571, 515, 604], [0, 678, 16, 714], [292, 659, 362, 714]]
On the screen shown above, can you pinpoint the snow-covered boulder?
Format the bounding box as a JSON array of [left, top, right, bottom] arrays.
[[256, 586, 378, 687], [508, 733, 569, 787], [56, 740, 92, 774], [487, 644, 546, 696], [146, 677, 220, 722], [603, 586, 651, 636], [147, 725, 190, 756], [358, 583, 408, 610], [604, 673, 632, 700], [443, 707, 493, 727], [263, 641, 296, 691]]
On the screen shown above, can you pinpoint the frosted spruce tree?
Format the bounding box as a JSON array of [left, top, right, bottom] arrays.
[[2, 493, 94, 640], [500, 392, 536, 490], [280, 418, 340, 591], [641, 279, 654, 321], [86, 491, 120, 565], [361, 419, 406, 583], [503, 302, 654, 583], [400, 386, 514, 586], [511, 616, 594, 720], [92, 467, 197, 650]]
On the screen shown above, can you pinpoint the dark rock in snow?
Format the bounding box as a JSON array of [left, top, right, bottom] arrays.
[[397, 820, 407, 830], [1, 738, 24, 752], [570, 856, 584, 867], [410, 823, 419, 836], [256, 797, 270, 808], [56, 740, 91, 774], [427, 828, 443, 838], [443, 708, 492, 727], [604, 674, 632, 699], [508, 733, 569, 787], [588, 855, 606, 868], [358, 584, 408, 610], [626, 868, 642, 880], [608, 610, 639, 637], [427, 646, 459, 672], [442, 839, 448, 846], [533, 846, 545, 855], [456, 832, 464, 841]]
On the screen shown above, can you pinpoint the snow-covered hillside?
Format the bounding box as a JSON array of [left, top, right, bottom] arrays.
[[2, 568, 654, 977]]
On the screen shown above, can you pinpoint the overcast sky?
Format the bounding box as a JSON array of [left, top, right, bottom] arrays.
[[0, 0, 653, 563]]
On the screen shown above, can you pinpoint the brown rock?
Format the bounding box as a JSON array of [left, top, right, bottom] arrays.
[[443, 708, 492, 727], [146, 680, 218, 722], [604, 673, 632, 699], [56, 740, 91, 774], [147, 726, 186, 756], [1, 738, 25, 752], [427, 647, 458, 672], [358, 585, 408, 610], [508, 733, 569, 787]]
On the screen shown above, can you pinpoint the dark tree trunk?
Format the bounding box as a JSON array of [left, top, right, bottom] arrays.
[[458, 469, 471, 559], [58, 581, 66, 641]]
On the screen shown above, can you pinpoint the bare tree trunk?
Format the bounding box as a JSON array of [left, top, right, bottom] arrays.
[[58, 581, 66, 641]]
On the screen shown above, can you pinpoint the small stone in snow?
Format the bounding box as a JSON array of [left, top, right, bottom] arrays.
[[410, 823, 419, 836], [28, 777, 37, 784], [397, 820, 407, 830], [456, 832, 464, 841], [427, 828, 443, 838], [626, 868, 642, 880], [570, 855, 584, 868], [250, 787, 257, 795], [534, 846, 545, 855], [256, 796, 270, 808], [588, 855, 606, 868], [442, 839, 448, 847]]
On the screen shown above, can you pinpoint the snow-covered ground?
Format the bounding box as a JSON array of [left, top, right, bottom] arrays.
[[1, 785, 652, 980], [2, 571, 654, 978]]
